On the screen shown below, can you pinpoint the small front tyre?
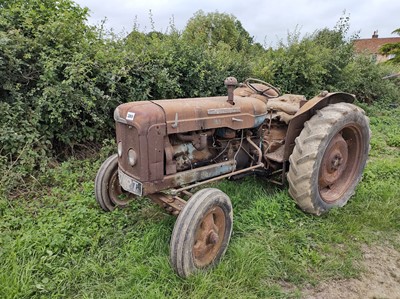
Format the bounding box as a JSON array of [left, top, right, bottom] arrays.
[[170, 188, 233, 278], [94, 154, 133, 211]]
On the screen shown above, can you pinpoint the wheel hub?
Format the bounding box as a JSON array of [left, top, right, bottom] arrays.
[[193, 207, 225, 268], [109, 172, 132, 207], [331, 154, 342, 171], [320, 134, 348, 187], [318, 125, 364, 204], [207, 231, 219, 245]]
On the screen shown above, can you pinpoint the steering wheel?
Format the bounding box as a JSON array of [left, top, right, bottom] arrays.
[[244, 78, 281, 98]]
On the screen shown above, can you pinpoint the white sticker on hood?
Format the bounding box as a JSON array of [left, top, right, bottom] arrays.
[[126, 112, 135, 121]]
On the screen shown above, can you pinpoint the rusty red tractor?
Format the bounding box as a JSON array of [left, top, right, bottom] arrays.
[[95, 77, 370, 277]]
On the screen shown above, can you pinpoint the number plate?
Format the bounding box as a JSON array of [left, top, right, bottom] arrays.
[[118, 169, 143, 196]]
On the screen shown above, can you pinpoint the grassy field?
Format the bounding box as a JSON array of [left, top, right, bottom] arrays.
[[1, 104, 399, 299]]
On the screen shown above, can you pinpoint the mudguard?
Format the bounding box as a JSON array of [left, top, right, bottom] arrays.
[[283, 92, 355, 160]]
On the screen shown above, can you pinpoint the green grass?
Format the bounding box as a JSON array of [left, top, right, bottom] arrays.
[[1, 106, 399, 299]]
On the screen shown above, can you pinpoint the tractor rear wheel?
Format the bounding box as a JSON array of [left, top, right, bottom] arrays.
[[170, 188, 233, 277], [287, 102, 370, 215]]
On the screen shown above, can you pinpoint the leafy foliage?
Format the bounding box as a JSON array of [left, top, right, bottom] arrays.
[[336, 55, 400, 103], [267, 16, 355, 97], [1, 3, 400, 195], [182, 10, 254, 52], [0, 0, 123, 186], [379, 28, 400, 64]]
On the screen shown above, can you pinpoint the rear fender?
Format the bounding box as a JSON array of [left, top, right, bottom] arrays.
[[283, 92, 355, 160]]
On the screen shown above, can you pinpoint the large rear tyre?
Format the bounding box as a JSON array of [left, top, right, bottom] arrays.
[[170, 188, 233, 278], [287, 102, 370, 215], [95, 154, 133, 212]]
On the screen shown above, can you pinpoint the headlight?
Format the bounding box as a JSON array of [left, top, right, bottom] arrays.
[[117, 141, 123, 157], [128, 149, 137, 166]]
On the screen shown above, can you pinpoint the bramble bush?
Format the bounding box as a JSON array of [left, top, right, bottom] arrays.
[[1, 1, 399, 195], [0, 0, 121, 192]]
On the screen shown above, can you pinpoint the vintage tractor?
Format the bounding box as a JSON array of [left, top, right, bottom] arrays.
[[95, 77, 370, 277]]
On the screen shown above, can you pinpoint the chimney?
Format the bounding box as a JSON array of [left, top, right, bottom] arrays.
[[372, 30, 378, 38]]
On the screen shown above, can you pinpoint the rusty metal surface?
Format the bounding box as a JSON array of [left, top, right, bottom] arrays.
[[148, 193, 187, 215], [319, 125, 363, 203], [172, 141, 214, 172], [119, 160, 236, 196], [114, 101, 165, 134], [164, 160, 236, 191], [193, 206, 226, 267], [114, 92, 268, 185], [108, 167, 133, 206], [246, 135, 262, 164], [115, 102, 166, 182], [263, 125, 287, 153], [265, 145, 285, 163], [283, 92, 355, 160], [164, 136, 176, 175], [151, 96, 268, 134], [171, 162, 264, 194], [224, 77, 238, 105], [319, 134, 348, 190]]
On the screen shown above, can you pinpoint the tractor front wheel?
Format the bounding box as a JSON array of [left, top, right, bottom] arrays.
[[170, 188, 233, 277], [95, 154, 133, 211]]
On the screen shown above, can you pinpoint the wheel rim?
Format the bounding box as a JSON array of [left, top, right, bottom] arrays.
[[193, 206, 226, 268], [108, 171, 131, 206], [318, 124, 364, 203]]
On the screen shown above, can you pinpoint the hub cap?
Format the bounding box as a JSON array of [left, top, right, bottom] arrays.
[[193, 207, 226, 267], [319, 125, 363, 203], [109, 171, 131, 206]]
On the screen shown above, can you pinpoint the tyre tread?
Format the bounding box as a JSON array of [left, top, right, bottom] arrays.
[[287, 102, 370, 215]]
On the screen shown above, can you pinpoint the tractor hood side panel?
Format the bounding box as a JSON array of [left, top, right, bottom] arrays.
[[151, 96, 268, 134]]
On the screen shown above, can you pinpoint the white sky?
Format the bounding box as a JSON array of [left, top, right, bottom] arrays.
[[74, 0, 400, 46]]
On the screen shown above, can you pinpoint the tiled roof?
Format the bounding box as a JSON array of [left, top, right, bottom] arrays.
[[353, 37, 400, 54]]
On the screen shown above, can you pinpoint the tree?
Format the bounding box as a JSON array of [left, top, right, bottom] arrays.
[[379, 28, 400, 64], [182, 11, 253, 51]]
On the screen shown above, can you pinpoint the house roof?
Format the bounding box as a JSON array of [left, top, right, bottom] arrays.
[[353, 37, 400, 54]]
